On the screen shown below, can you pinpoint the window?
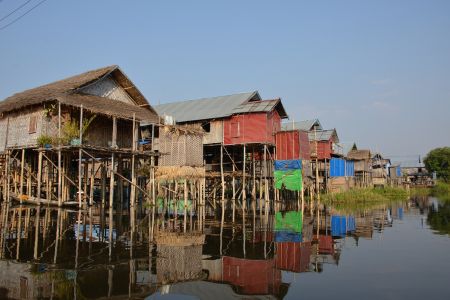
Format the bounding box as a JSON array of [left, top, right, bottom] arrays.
[[231, 122, 240, 137], [201, 122, 211, 133], [28, 115, 37, 134]]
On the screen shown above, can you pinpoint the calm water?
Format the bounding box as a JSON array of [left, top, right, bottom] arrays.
[[0, 196, 449, 300]]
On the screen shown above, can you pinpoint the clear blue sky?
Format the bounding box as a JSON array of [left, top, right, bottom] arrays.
[[1, 0, 449, 159]]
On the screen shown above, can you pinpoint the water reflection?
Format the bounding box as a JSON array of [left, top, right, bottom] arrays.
[[0, 196, 449, 299]]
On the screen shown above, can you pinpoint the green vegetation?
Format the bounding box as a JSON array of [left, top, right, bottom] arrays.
[[37, 134, 54, 147], [411, 181, 450, 202], [424, 147, 450, 182], [322, 187, 409, 213], [61, 115, 96, 145], [427, 201, 450, 235]]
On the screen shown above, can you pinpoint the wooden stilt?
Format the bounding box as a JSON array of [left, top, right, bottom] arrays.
[[242, 144, 246, 212], [37, 150, 43, 203], [78, 105, 84, 208], [58, 101, 62, 206], [130, 114, 137, 208], [19, 149, 25, 202], [109, 116, 117, 209]]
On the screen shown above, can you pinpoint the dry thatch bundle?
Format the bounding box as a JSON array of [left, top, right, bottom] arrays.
[[161, 124, 204, 136], [155, 231, 205, 246], [156, 166, 205, 180]]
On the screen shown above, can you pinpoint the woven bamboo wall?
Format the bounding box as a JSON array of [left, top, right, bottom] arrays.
[[158, 126, 203, 167], [0, 107, 57, 150]]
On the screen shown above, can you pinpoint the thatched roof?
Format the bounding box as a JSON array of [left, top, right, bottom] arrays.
[[0, 65, 159, 122], [347, 149, 371, 160]]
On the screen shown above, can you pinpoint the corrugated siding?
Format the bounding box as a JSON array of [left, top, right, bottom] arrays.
[[330, 158, 354, 177], [223, 111, 280, 145], [275, 131, 299, 160], [310, 140, 333, 159]]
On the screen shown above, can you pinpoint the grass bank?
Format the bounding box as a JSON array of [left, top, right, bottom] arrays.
[[411, 181, 450, 201], [322, 187, 409, 213]]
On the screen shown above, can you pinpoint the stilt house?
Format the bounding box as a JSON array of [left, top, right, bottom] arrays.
[[0, 65, 159, 206]]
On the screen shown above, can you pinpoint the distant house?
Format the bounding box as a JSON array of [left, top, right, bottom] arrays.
[[371, 153, 391, 186], [308, 129, 340, 160], [281, 119, 322, 132], [347, 149, 372, 187]]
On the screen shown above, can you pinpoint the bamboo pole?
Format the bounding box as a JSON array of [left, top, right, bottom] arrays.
[[19, 149, 25, 202], [130, 114, 137, 208], [232, 159, 236, 223], [242, 144, 246, 212], [78, 105, 83, 208], [58, 101, 62, 206], [184, 179, 187, 233], [109, 117, 117, 208], [37, 150, 43, 203]]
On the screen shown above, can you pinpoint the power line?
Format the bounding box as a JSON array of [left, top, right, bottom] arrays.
[[0, 0, 48, 31], [0, 0, 34, 23]]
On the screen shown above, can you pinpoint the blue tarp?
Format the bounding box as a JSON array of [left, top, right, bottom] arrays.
[[346, 161, 355, 176], [330, 158, 354, 177], [275, 231, 302, 242], [347, 216, 356, 232], [398, 207, 403, 220], [274, 159, 302, 171], [331, 215, 347, 237], [396, 166, 402, 177]]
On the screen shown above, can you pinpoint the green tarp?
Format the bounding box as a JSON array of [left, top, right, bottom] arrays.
[[275, 211, 303, 233], [274, 169, 302, 191]]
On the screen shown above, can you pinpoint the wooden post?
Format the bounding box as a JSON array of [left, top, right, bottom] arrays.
[[78, 105, 83, 208], [242, 144, 246, 212], [58, 101, 62, 207], [101, 162, 106, 205], [33, 206, 41, 259], [151, 156, 155, 206], [184, 179, 188, 233], [252, 146, 256, 201], [19, 149, 25, 202], [109, 117, 117, 208], [232, 159, 236, 223], [130, 114, 137, 208], [89, 159, 95, 206], [37, 150, 43, 202], [220, 144, 225, 207]]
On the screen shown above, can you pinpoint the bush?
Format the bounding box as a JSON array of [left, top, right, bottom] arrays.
[[37, 134, 54, 147]]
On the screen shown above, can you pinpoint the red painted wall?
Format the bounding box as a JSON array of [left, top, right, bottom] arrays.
[[318, 235, 334, 254], [310, 140, 333, 159], [222, 257, 281, 295], [223, 111, 281, 145], [276, 130, 311, 160], [275, 241, 311, 272]]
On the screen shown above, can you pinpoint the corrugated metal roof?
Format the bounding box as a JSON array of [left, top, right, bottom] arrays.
[[281, 119, 322, 131], [308, 129, 339, 143], [232, 98, 288, 118], [154, 91, 260, 123], [233, 99, 278, 114]]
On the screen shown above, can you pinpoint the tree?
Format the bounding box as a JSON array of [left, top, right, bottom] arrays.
[[424, 147, 450, 182]]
